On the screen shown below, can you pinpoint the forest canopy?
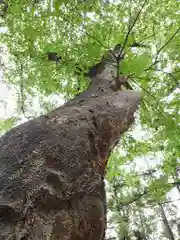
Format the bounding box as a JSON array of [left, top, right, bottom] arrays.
[[0, 0, 180, 239]]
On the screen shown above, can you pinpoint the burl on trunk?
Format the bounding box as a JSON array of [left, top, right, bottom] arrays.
[[0, 45, 140, 239]]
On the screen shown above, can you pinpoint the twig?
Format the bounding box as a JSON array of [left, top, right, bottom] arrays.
[[19, 62, 33, 120], [144, 60, 160, 71], [151, 68, 179, 84], [157, 27, 180, 55], [20, 62, 25, 115], [147, 68, 180, 94], [129, 76, 169, 120], [145, 27, 180, 71], [119, 0, 148, 58], [112, 179, 122, 212], [115, 0, 148, 88], [59, 8, 111, 53], [160, 198, 180, 205]]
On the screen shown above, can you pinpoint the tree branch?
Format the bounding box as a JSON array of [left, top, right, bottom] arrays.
[[145, 27, 180, 71], [157, 27, 180, 55], [118, 0, 148, 58]]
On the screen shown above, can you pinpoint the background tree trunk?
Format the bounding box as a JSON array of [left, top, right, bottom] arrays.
[[159, 204, 175, 240], [0, 45, 140, 240]]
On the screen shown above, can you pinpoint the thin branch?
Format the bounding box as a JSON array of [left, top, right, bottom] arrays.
[[148, 68, 180, 94], [119, 191, 147, 206], [152, 21, 158, 50], [115, 0, 148, 89], [112, 179, 122, 212], [151, 68, 179, 84], [170, 181, 180, 186], [158, 203, 176, 240], [144, 60, 160, 71], [20, 62, 25, 115], [127, 0, 132, 30], [160, 198, 180, 205], [145, 27, 180, 71], [59, 7, 111, 53], [119, 0, 148, 58], [19, 62, 33, 120], [157, 27, 180, 55], [129, 76, 169, 120], [139, 32, 157, 43]]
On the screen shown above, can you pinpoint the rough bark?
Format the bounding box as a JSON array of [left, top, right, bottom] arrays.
[[0, 45, 140, 240]]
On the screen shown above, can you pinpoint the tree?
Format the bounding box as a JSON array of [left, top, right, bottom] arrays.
[[0, 0, 179, 239], [0, 44, 140, 239]]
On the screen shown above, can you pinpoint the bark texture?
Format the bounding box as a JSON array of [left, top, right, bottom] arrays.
[[0, 46, 140, 240]]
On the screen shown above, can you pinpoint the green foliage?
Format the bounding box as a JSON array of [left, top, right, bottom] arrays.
[[0, 117, 18, 133], [0, 0, 179, 239]]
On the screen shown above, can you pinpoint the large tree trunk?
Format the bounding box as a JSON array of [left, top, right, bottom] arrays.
[[0, 45, 140, 240]]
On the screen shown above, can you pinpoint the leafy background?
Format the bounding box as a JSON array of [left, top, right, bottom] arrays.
[[0, 0, 180, 239]]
